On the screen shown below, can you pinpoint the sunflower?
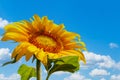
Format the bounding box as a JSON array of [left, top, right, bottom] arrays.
[[1, 15, 86, 65]]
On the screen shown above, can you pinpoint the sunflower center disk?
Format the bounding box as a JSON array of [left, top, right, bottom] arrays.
[[36, 35, 56, 47], [29, 34, 63, 53]]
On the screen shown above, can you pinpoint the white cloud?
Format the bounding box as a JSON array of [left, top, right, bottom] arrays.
[[64, 72, 91, 80], [53, 71, 69, 75], [97, 56, 115, 68], [0, 74, 20, 80], [89, 68, 110, 77], [100, 78, 106, 80], [110, 74, 120, 80], [81, 51, 120, 69], [30, 77, 36, 80], [44, 70, 70, 76], [0, 18, 9, 28], [109, 43, 119, 48], [0, 73, 36, 80], [114, 62, 120, 70], [0, 48, 11, 59], [0, 48, 11, 66]]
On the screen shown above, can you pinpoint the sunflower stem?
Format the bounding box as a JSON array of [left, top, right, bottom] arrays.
[[46, 74, 50, 80], [36, 59, 41, 80]]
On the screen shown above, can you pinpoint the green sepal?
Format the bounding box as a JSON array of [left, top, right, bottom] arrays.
[[2, 56, 17, 66], [45, 56, 80, 80], [18, 64, 36, 80], [32, 55, 36, 63], [45, 56, 52, 71]]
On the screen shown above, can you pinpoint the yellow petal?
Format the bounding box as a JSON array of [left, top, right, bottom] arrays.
[[12, 44, 23, 58], [64, 42, 84, 50], [16, 50, 25, 61], [79, 42, 86, 47], [44, 21, 54, 32], [59, 51, 75, 56], [35, 49, 47, 65], [27, 45, 39, 53], [61, 32, 80, 41], [33, 14, 41, 23], [44, 20, 57, 33], [51, 24, 64, 34], [4, 24, 28, 36], [42, 16, 48, 25], [31, 15, 41, 31], [25, 45, 39, 61], [14, 22, 31, 32], [1, 32, 28, 42], [25, 52, 34, 61], [66, 50, 86, 63], [22, 20, 35, 32], [47, 52, 59, 59], [12, 42, 31, 61]]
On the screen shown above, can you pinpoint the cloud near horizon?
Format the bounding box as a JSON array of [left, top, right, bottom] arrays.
[[81, 51, 120, 70], [0, 74, 20, 80], [0, 48, 120, 80], [89, 68, 110, 77]]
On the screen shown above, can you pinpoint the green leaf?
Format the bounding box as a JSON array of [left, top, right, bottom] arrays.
[[45, 56, 79, 80], [18, 64, 36, 80]]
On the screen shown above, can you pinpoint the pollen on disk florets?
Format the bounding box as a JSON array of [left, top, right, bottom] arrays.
[[29, 32, 63, 53]]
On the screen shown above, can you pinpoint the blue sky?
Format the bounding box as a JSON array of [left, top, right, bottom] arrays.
[[0, 0, 120, 80]]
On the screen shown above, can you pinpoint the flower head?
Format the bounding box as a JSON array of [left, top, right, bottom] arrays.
[[1, 15, 86, 65]]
